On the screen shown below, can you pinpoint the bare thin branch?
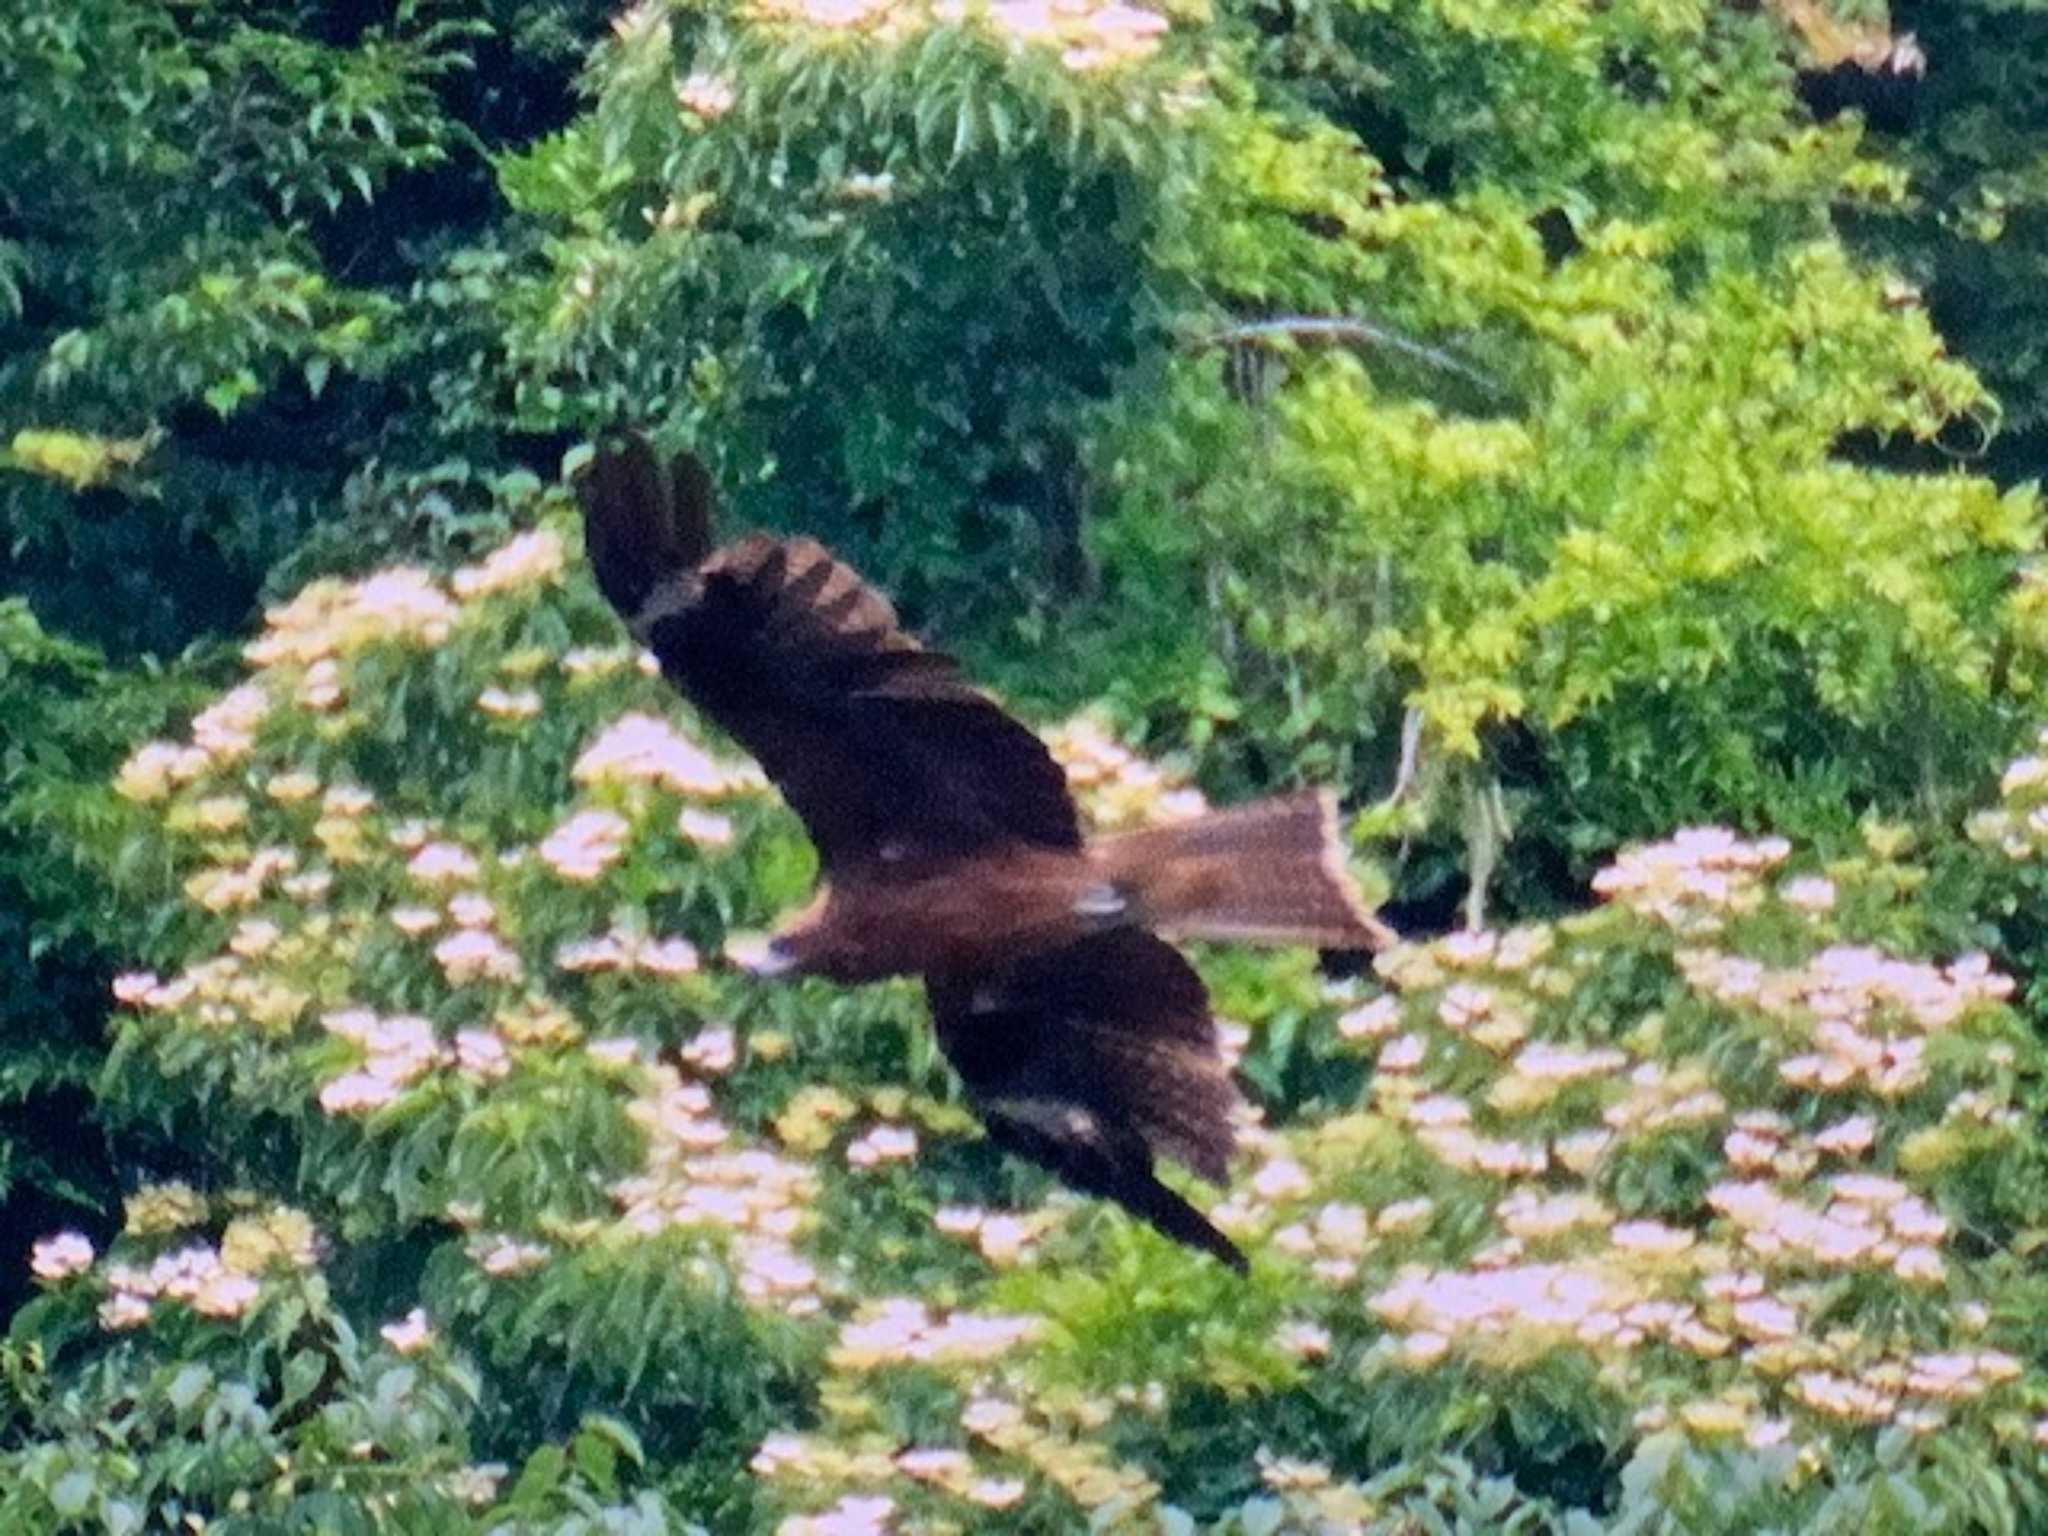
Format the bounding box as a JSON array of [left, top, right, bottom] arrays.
[[1190, 315, 1512, 403]]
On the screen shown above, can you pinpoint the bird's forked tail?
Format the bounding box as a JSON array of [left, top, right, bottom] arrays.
[[1093, 789, 1396, 952]]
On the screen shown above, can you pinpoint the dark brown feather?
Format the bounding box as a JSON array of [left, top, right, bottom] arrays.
[[572, 446, 1083, 873], [575, 438, 715, 620], [928, 929, 1244, 1269]]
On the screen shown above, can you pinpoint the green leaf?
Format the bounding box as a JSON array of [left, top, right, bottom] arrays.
[[510, 1443, 567, 1507], [165, 1363, 211, 1412], [49, 1467, 93, 1516]]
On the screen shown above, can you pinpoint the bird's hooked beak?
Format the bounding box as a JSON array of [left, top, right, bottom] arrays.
[[725, 932, 800, 980]]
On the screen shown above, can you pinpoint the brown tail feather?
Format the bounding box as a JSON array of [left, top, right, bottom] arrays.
[[1097, 789, 1397, 951]]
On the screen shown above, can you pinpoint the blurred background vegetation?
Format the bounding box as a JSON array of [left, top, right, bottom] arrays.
[[6, 0, 2048, 1529]]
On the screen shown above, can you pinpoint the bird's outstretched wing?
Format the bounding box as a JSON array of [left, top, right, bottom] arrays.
[[927, 928, 1245, 1270], [574, 440, 1082, 873]]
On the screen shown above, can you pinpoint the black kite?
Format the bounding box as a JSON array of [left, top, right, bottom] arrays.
[[574, 438, 1395, 1270]]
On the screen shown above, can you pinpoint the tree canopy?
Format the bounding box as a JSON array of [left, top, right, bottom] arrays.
[[6, 1, 2048, 1531]]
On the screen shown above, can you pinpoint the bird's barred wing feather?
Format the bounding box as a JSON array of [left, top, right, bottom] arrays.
[[927, 929, 1245, 1270], [574, 443, 1082, 873]]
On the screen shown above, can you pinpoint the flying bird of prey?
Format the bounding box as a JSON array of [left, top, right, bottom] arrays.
[[574, 438, 1395, 1270]]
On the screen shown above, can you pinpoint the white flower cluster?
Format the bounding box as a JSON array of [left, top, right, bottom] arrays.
[[738, 0, 1174, 72], [1706, 1175, 1948, 1284], [1970, 731, 2048, 859], [931, 1204, 1060, 1266], [1043, 713, 1207, 830], [86, 1208, 319, 1334], [677, 72, 737, 118], [539, 808, 632, 881], [557, 926, 701, 976], [381, 1307, 435, 1355], [30, 1232, 95, 1282], [114, 951, 310, 1033], [450, 529, 566, 600], [753, 1430, 1031, 1520], [845, 1122, 918, 1169], [1371, 1260, 1733, 1369], [1591, 826, 1791, 933], [319, 1008, 443, 1113], [608, 1062, 823, 1315], [1680, 944, 2012, 1099], [246, 568, 460, 668], [776, 1496, 897, 1536], [830, 1299, 1042, 1370], [572, 713, 760, 798]]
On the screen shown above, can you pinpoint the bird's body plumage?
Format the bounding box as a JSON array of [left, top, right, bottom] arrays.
[[575, 437, 1394, 1271]]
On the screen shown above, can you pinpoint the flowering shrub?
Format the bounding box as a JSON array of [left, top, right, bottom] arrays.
[[11, 2, 2048, 1532], [479, 0, 2048, 924], [8, 511, 2048, 1533]]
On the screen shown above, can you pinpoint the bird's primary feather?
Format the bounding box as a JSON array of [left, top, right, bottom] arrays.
[[577, 437, 716, 620], [928, 929, 1245, 1271], [575, 443, 1082, 873]]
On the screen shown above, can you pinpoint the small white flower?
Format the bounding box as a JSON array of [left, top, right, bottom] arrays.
[[381, 1307, 434, 1355], [1780, 875, 1837, 913], [677, 72, 737, 118], [450, 530, 565, 600], [99, 1292, 152, 1330], [682, 1025, 738, 1074], [455, 1029, 512, 1080], [847, 1123, 919, 1169], [319, 1072, 402, 1115], [31, 1232, 95, 1281]]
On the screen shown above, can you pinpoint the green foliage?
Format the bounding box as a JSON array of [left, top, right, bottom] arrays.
[[486, 0, 1202, 624], [1076, 1, 2037, 885], [1846, 0, 2048, 472], [11, 525, 2048, 1530], [0, 0, 456, 478], [0, 0, 608, 658], [0, 0, 621, 1365], [0, 601, 191, 1321], [10, 0, 2048, 1531], [3, 1263, 684, 1533], [480, 0, 2044, 909]]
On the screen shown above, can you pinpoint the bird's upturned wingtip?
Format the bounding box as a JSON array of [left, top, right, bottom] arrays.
[[572, 434, 719, 621]]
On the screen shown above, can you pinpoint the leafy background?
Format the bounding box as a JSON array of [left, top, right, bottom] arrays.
[[5, 0, 2048, 1530]]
